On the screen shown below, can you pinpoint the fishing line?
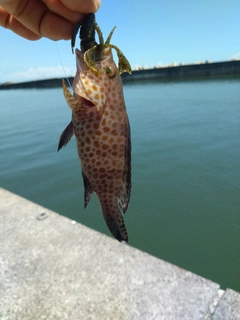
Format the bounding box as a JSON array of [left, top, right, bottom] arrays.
[[55, 42, 72, 89], [121, 242, 142, 317]]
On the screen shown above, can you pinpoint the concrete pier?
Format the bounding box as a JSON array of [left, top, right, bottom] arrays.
[[0, 187, 239, 320]]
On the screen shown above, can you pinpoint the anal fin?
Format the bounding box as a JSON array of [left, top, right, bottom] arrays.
[[58, 121, 74, 151], [82, 171, 94, 208]]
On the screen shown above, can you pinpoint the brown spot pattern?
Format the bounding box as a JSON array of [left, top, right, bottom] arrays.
[[68, 49, 131, 243]]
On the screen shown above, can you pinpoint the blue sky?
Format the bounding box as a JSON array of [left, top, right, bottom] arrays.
[[0, 0, 239, 83]]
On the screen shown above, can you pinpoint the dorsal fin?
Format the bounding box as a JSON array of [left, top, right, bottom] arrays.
[[82, 171, 94, 208], [118, 121, 131, 213], [58, 121, 74, 151]]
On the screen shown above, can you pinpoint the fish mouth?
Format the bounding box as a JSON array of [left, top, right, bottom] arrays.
[[75, 74, 106, 111], [81, 96, 95, 108], [73, 76, 97, 109]]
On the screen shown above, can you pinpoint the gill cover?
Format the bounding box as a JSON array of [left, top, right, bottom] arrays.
[[73, 47, 114, 111]]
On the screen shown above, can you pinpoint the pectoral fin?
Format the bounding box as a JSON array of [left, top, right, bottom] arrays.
[[62, 79, 89, 119], [62, 79, 80, 112], [58, 121, 74, 151]]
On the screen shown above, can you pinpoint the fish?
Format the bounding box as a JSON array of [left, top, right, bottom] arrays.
[[58, 14, 132, 242]]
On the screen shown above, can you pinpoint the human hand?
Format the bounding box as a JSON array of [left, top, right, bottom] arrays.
[[0, 0, 101, 40]]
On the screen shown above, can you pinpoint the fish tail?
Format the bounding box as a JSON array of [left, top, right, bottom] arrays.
[[102, 203, 128, 243]]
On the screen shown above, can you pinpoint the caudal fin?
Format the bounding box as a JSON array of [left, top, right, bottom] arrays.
[[102, 205, 128, 243]]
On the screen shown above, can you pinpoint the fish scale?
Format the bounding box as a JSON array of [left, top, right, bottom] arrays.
[[59, 43, 131, 242]]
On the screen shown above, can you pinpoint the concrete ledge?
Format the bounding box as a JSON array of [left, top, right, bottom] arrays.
[[0, 187, 239, 319], [211, 289, 240, 320]]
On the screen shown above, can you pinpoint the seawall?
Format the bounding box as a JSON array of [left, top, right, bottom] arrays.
[[0, 60, 240, 90], [122, 60, 240, 82], [1, 187, 240, 319]]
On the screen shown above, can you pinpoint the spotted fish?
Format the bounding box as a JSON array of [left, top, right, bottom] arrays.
[[58, 19, 132, 242]]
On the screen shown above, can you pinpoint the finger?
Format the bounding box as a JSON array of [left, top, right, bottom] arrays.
[[41, 0, 85, 24], [40, 12, 75, 40], [1, 0, 75, 40], [40, 0, 102, 40], [60, 0, 101, 13], [1, 0, 48, 37], [0, 6, 41, 40]]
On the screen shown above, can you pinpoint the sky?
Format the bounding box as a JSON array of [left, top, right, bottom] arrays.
[[0, 0, 240, 84]]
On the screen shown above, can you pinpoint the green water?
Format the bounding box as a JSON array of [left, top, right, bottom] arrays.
[[0, 78, 239, 291]]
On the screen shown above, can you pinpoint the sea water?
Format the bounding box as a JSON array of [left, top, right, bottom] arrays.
[[0, 78, 239, 291]]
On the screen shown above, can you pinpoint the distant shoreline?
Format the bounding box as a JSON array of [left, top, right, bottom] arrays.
[[1, 60, 240, 90]]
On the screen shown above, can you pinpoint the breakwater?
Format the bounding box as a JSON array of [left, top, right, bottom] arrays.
[[122, 60, 240, 82], [1, 60, 240, 90]]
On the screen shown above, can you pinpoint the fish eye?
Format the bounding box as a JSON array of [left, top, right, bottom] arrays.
[[105, 66, 116, 78]]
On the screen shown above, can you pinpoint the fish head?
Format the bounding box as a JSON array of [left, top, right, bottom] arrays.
[[73, 47, 119, 112]]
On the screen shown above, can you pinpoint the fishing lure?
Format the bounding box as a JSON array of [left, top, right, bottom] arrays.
[[58, 14, 132, 242]]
